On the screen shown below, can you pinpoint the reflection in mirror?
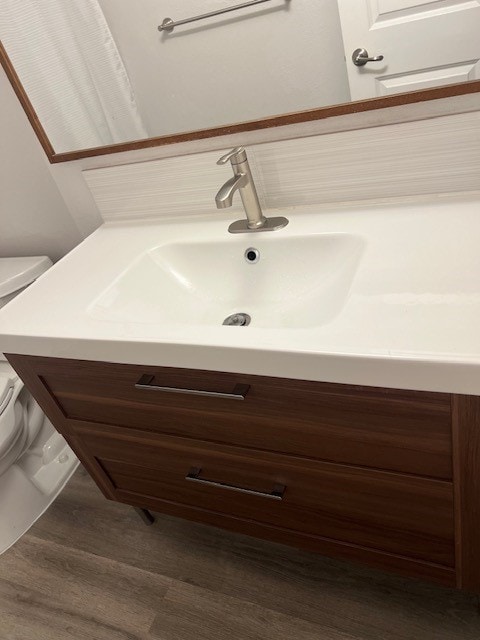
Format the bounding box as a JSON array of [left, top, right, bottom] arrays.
[[1, 0, 479, 156]]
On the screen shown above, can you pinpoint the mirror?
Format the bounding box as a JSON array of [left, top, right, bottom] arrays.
[[1, 0, 479, 161]]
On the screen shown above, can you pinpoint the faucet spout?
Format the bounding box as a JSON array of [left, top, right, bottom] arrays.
[[214, 146, 288, 233], [215, 173, 247, 209]]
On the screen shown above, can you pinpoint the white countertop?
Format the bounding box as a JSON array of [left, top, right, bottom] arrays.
[[2, 195, 480, 395]]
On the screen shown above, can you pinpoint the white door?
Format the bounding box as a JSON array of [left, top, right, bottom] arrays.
[[337, 0, 480, 101]]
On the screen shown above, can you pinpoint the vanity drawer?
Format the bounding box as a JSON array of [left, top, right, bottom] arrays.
[[10, 355, 453, 479], [76, 428, 454, 568]]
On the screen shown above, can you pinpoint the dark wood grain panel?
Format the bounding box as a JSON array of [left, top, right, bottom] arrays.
[[77, 427, 455, 568], [7, 355, 453, 479], [452, 395, 480, 591], [109, 477, 456, 588], [6, 353, 462, 589]]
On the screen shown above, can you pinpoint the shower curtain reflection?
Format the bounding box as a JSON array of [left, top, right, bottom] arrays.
[[0, 0, 147, 152]]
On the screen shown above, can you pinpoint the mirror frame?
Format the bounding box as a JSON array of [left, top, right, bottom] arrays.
[[2, 40, 480, 164]]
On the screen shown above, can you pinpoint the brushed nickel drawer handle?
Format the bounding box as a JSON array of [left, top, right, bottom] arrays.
[[185, 467, 286, 500], [135, 375, 249, 400]]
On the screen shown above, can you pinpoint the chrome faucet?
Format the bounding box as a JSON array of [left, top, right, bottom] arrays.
[[215, 147, 288, 234]]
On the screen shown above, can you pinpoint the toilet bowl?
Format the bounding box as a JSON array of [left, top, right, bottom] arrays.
[[0, 257, 79, 554]]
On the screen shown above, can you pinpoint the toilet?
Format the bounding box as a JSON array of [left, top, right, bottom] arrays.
[[0, 257, 78, 553]]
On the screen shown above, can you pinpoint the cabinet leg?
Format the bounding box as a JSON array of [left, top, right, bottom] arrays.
[[134, 507, 155, 526]]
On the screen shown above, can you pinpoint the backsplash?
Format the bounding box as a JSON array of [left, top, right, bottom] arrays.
[[83, 110, 480, 223]]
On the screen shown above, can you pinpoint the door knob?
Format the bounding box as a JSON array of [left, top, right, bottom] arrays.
[[352, 48, 384, 67]]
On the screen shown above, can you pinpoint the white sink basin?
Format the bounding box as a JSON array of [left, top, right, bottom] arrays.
[[3, 196, 480, 394], [89, 233, 364, 329]]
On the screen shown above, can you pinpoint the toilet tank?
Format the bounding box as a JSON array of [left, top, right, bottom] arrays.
[[0, 257, 52, 309]]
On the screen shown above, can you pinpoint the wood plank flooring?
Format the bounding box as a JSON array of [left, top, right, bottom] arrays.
[[1, 467, 479, 640]]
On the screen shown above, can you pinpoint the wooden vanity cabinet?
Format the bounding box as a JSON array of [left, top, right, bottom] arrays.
[[7, 354, 480, 592]]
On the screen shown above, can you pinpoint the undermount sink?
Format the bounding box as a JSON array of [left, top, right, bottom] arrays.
[[89, 233, 365, 329]]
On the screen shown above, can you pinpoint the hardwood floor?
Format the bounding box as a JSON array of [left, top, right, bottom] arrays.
[[1, 467, 479, 640]]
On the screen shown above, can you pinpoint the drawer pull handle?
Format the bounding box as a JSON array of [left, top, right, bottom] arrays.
[[185, 467, 285, 501], [135, 375, 249, 400]]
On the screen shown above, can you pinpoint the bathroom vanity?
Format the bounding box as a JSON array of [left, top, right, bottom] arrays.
[[2, 197, 480, 592], [6, 353, 480, 592]]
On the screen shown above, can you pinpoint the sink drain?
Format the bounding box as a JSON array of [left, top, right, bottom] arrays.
[[223, 312, 251, 326]]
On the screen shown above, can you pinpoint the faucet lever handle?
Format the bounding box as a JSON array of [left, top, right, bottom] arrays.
[[217, 147, 247, 166]]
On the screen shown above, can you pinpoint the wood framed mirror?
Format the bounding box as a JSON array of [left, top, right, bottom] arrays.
[[1, 0, 480, 164]]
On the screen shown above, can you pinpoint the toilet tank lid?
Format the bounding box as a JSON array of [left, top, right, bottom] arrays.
[[0, 256, 52, 298]]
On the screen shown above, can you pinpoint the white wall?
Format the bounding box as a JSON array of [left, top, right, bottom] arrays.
[[98, 0, 350, 138], [0, 67, 84, 261]]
